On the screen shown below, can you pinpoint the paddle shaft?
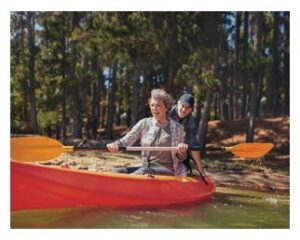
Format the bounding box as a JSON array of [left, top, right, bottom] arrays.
[[70, 146, 226, 152]]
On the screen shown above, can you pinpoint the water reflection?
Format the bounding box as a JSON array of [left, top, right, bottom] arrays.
[[11, 187, 289, 229]]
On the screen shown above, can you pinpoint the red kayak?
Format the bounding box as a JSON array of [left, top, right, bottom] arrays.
[[11, 160, 215, 211]]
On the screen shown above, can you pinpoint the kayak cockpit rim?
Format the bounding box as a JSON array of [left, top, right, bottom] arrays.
[[10, 159, 204, 183]]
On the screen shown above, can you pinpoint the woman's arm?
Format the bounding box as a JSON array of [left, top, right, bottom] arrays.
[[107, 119, 145, 152], [117, 119, 145, 146]]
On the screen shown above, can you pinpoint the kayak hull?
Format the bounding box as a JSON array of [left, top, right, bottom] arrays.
[[11, 160, 215, 211]]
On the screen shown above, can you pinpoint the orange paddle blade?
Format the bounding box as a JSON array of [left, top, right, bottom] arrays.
[[225, 143, 274, 158], [11, 136, 65, 162]]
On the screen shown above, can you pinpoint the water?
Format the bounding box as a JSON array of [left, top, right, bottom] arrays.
[[11, 187, 289, 229]]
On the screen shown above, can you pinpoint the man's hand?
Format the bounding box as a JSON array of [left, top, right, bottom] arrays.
[[177, 143, 188, 153]]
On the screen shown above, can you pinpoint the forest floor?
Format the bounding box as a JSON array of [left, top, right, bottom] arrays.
[[206, 117, 290, 194], [39, 117, 290, 194]]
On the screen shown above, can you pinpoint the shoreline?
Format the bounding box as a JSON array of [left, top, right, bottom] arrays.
[[209, 170, 289, 194]]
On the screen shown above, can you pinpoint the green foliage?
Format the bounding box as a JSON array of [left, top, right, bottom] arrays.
[[10, 11, 290, 136], [37, 110, 58, 129], [175, 48, 219, 97]]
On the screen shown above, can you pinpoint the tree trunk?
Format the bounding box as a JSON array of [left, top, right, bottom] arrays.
[[166, 13, 177, 93], [60, 14, 67, 141], [197, 90, 213, 149], [70, 43, 82, 138], [255, 12, 264, 119], [26, 12, 38, 134], [130, 55, 142, 127], [213, 92, 219, 120], [266, 12, 280, 116], [140, 66, 151, 119], [283, 12, 290, 116], [72, 95, 82, 138], [194, 95, 202, 127], [217, 14, 230, 121], [218, 61, 229, 121], [106, 62, 118, 139], [247, 12, 263, 142], [18, 13, 29, 132], [273, 12, 281, 116], [99, 68, 106, 130], [83, 55, 93, 140], [241, 12, 249, 119], [228, 62, 234, 120], [91, 70, 101, 139], [61, 83, 67, 140], [233, 12, 241, 120]]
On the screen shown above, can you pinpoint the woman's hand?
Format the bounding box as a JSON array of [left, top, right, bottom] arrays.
[[106, 143, 119, 153], [177, 143, 188, 154]]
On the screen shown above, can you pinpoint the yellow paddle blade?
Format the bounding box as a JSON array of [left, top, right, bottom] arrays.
[[225, 143, 274, 158], [11, 136, 65, 162]]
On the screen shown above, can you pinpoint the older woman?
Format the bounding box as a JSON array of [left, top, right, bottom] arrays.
[[106, 89, 188, 176]]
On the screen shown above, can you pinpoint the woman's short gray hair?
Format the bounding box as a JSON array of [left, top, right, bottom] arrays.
[[148, 89, 174, 110]]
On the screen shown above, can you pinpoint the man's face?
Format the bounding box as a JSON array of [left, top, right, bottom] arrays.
[[177, 102, 192, 119]]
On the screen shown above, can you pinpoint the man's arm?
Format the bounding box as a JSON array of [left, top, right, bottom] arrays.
[[191, 150, 206, 176], [186, 117, 206, 176]]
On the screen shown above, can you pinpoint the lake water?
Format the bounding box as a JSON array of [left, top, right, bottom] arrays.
[[11, 187, 289, 229]]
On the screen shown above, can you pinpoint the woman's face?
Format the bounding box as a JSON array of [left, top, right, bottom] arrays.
[[149, 98, 168, 121]]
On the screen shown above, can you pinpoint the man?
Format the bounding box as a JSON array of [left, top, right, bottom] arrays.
[[169, 93, 206, 176]]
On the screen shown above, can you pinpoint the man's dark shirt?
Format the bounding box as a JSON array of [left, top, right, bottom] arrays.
[[169, 106, 198, 147]]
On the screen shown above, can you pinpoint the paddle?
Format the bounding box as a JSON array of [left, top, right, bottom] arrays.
[[11, 136, 274, 162]]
